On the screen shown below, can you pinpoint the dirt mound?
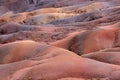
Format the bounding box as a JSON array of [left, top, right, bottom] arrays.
[[51, 23, 120, 55], [0, 40, 120, 80]]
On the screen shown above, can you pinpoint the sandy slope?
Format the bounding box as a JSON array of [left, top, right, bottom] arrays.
[[0, 0, 120, 80]]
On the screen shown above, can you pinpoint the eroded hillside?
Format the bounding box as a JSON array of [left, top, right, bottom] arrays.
[[0, 0, 120, 80]]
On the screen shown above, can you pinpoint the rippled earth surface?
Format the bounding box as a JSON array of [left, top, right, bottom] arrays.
[[0, 0, 120, 80]]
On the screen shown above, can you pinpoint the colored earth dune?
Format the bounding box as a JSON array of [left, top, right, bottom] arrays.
[[0, 0, 120, 80]]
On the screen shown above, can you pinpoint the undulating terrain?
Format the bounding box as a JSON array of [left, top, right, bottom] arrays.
[[0, 0, 120, 80]]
